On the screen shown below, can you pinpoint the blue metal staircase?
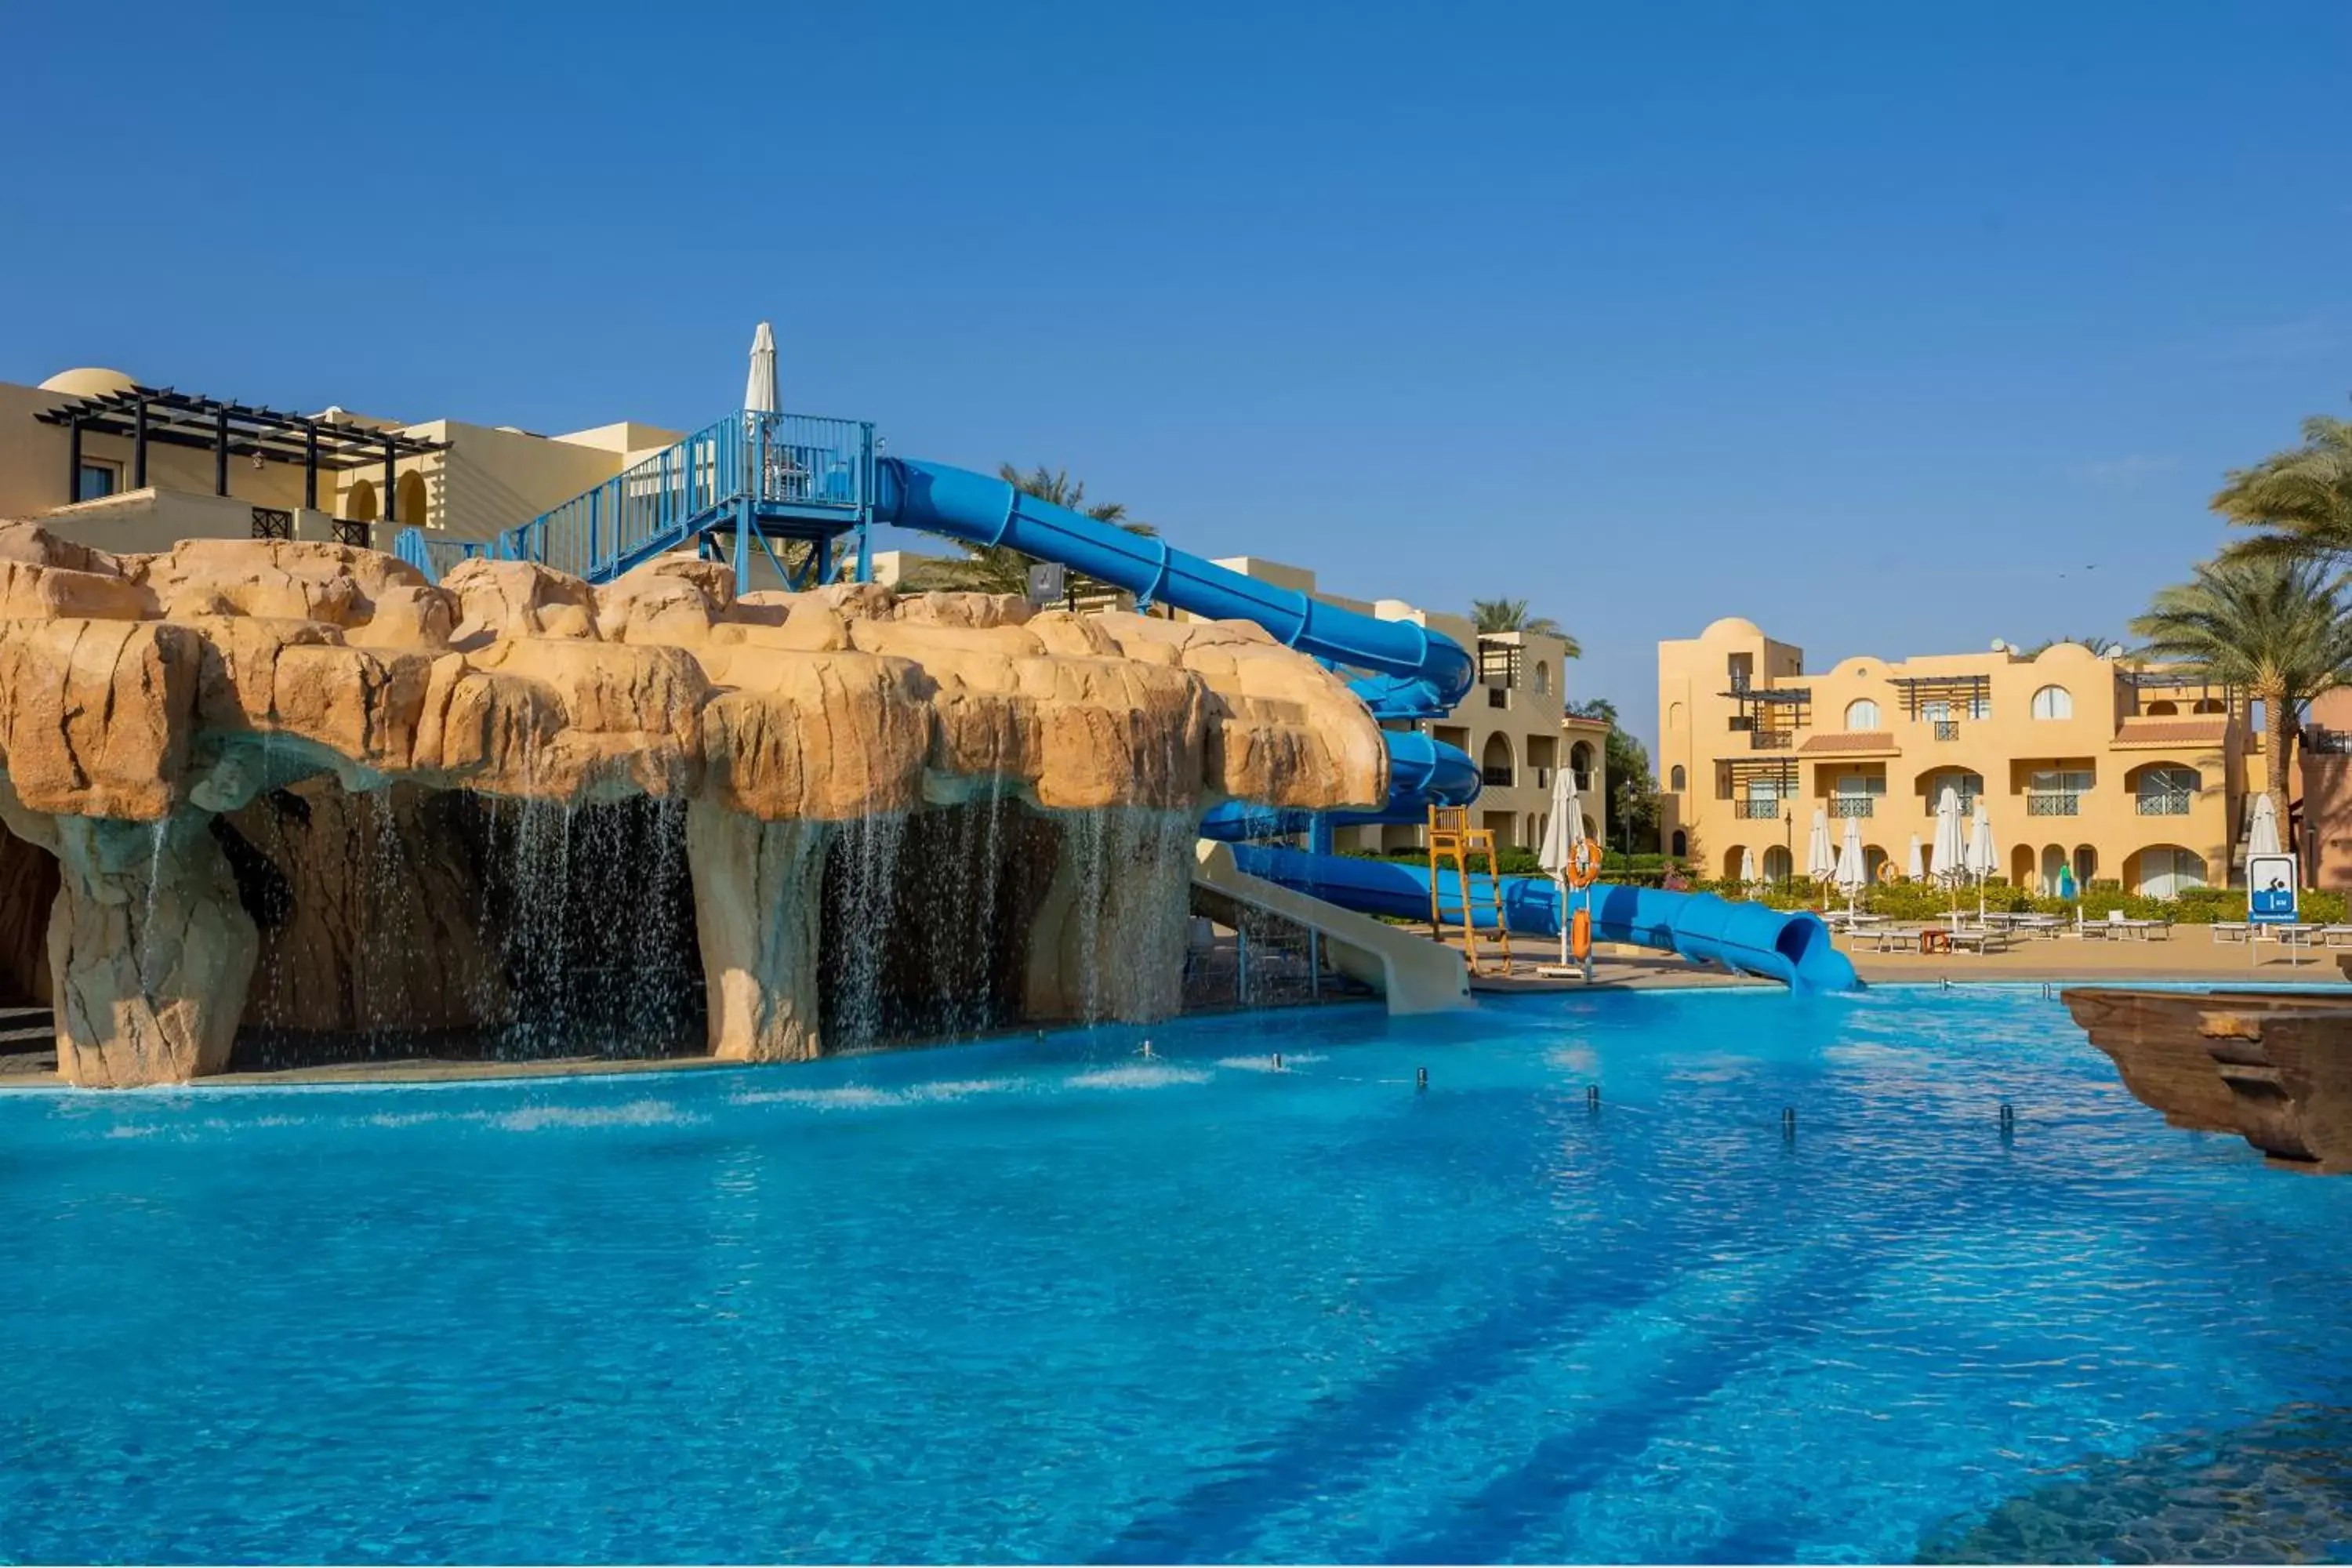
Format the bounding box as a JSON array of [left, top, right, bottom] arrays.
[[394, 410, 875, 590]]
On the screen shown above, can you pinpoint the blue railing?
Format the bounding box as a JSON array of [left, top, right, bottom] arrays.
[[392, 411, 873, 586]]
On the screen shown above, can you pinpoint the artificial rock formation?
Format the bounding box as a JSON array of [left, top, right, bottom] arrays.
[[2065, 985, 2352, 1172], [0, 526, 1385, 1085]]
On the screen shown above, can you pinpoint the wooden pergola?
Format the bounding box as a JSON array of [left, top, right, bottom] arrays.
[[34, 385, 447, 521]]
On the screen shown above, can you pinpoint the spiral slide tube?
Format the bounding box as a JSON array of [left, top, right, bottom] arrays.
[[1229, 846, 1863, 993], [879, 455, 1857, 992]]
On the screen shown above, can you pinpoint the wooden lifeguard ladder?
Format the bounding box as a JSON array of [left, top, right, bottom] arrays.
[[1426, 804, 1512, 975]]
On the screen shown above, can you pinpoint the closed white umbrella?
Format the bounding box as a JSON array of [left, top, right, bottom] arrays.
[[1930, 786, 1968, 921], [2250, 792, 2282, 858], [1965, 799, 1998, 924], [1805, 808, 1835, 880], [1537, 769, 1582, 966], [1834, 816, 1867, 920], [1907, 833, 1926, 881], [744, 321, 779, 414], [1739, 847, 1759, 898]]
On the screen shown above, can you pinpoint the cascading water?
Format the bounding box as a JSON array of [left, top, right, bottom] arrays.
[[818, 809, 908, 1050]]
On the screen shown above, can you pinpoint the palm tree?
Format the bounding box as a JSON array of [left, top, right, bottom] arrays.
[[2129, 556, 2352, 833], [2212, 411, 2352, 561], [1471, 597, 1581, 657], [898, 463, 1153, 596]]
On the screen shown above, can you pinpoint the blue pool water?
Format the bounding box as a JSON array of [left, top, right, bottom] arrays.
[[5, 987, 2351, 1563]]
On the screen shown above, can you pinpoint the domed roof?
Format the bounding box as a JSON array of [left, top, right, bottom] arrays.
[[37, 366, 134, 399], [1702, 615, 1762, 638]]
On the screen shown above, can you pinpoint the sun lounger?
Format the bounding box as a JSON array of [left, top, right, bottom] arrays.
[[2212, 922, 2250, 944], [1950, 927, 2007, 955], [2321, 925, 2352, 949]]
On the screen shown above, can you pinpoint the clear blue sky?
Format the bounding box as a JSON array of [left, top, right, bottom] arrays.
[[5, 3, 2347, 750]]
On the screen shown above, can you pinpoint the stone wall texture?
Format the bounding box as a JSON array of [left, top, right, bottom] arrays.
[[0, 526, 1386, 1085]]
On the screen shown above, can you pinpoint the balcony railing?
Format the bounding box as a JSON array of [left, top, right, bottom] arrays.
[[2136, 793, 2192, 816], [1932, 720, 1959, 741], [1486, 687, 1509, 709], [1828, 797, 1875, 818], [1572, 771, 1593, 792], [1935, 793, 1980, 818], [1532, 766, 1552, 789], [332, 519, 372, 549], [2308, 725, 2352, 756], [1481, 766, 1515, 789], [1751, 730, 1793, 750], [1734, 799, 1784, 820], [2027, 791, 2082, 816], [249, 506, 293, 541]]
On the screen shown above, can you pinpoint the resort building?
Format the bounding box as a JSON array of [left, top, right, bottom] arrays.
[[1657, 616, 2252, 895], [0, 365, 679, 557]]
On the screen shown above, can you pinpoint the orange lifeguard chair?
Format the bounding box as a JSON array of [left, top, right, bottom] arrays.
[[1427, 804, 1512, 975]]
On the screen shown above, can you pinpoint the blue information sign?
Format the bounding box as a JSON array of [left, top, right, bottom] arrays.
[[2247, 853, 2299, 924]]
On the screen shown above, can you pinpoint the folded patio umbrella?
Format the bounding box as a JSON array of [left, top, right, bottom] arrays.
[[2250, 793, 2282, 858], [1907, 833, 1926, 881], [1834, 816, 1868, 920], [1965, 799, 1999, 923], [1930, 786, 1968, 922], [1537, 766, 1581, 966]]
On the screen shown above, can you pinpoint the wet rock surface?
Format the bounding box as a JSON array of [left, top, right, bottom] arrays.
[[1917, 1403, 2352, 1564], [0, 528, 1384, 1085]]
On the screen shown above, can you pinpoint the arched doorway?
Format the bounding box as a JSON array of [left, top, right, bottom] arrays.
[[343, 479, 379, 522], [2009, 844, 2035, 888], [2132, 846, 2208, 898], [1670, 829, 1686, 858], [395, 470, 427, 528], [1762, 845, 1792, 883], [2039, 845, 2067, 897]]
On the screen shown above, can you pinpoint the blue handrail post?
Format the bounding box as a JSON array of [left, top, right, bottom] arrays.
[[1307, 815, 1334, 856], [733, 497, 753, 597]]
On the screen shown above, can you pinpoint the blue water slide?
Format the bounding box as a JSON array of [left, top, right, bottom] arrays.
[[1229, 846, 1863, 993], [875, 459, 1475, 718], [1198, 728, 1480, 839]]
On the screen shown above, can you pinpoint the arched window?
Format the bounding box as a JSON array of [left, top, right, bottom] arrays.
[[2135, 765, 2198, 815], [343, 478, 379, 523], [1570, 742, 1595, 789], [1845, 699, 1881, 729], [2144, 699, 2177, 716], [1534, 662, 1551, 695], [1923, 768, 1984, 815], [1670, 829, 1687, 858], [2193, 696, 2225, 714], [1479, 732, 1514, 789], [1668, 764, 1686, 792], [2031, 684, 2074, 720]]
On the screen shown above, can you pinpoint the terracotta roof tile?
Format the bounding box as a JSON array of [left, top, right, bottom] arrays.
[[2112, 718, 2228, 746], [1798, 731, 1896, 753]]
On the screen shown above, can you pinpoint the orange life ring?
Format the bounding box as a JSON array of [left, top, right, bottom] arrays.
[[1566, 837, 1604, 889], [1875, 861, 1901, 884], [1570, 906, 1593, 960]]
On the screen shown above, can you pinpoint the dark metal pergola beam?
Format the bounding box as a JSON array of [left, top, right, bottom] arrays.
[[34, 384, 445, 458], [36, 383, 445, 510]]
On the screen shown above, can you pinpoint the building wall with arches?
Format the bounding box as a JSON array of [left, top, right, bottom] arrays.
[[1657, 615, 2252, 890]]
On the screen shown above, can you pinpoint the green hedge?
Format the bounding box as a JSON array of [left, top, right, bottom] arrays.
[[1682, 880, 2340, 927]]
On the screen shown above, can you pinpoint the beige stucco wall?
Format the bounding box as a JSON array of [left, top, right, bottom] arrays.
[[2, 371, 684, 555], [1659, 616, 2244, 892]]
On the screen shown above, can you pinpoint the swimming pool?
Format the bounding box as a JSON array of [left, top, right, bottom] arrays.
[[4, 987, 2348, 1563]]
